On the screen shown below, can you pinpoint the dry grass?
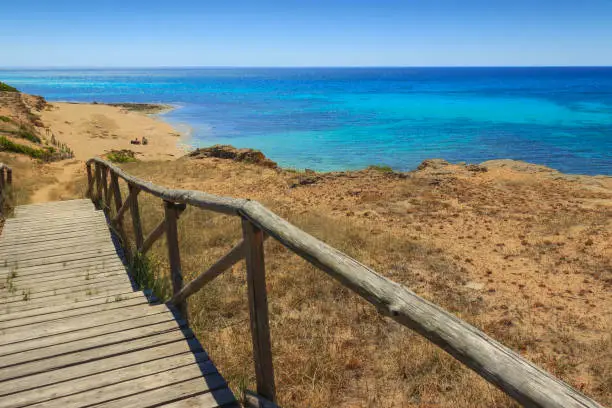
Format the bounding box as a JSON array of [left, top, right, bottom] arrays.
[[0, 152, 58, 210], [71, 158, 610, 407]]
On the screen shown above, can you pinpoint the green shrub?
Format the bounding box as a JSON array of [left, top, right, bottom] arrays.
[[367, 164, 394, 173], [0, 82, 19, 92], [17, 128, 42, 144], [0, 116, 12, 123], [0, 136, 46, 160], [107, 149, 137, 163]]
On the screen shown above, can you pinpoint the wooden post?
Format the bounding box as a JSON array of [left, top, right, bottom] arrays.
[[86, 164, 93, 199], [101, 167, 109, 214], [128, 183, 144, 250], [111, 173, 123, 214], [95, 165, 103, 205], [5, 168, 11, 185], [165, 201, 187, 320], [241, 218, 276, 403]]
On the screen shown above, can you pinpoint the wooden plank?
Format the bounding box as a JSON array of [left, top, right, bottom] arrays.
[[90, 378, 234, 408], [2, 242, 118, 262], [0, 229, 110, 247], [0, 224, 110, 240], [0, 279, 133, 306], [0, 318, 186, 369], [0, 303, 170, 346], [0, 293, 146, 330], [0, 235, 115, 254], [239, 200, 603, 408], [5, 266, 126, 287], [2, 248, 120, 268], [165, 201, 186, 319], [0, 272, 131, 299], [0, 285, 137, 315], [0, 339, 202, 396], [0, 352, 212, 408], [0, 290, 144, 323], [159, 391, 239, 408], [0, 259, 125, 281], [1, 219, 108, 234], [15, 361, 225, 408], [0, 310, 177, 357], [15, 199, 91, 209], [0, 323, 198, 382], [242, 218, 276, 402]]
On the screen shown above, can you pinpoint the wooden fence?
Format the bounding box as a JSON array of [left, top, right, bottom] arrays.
[[86, 157, 602, 408], [0, 163, 12, 216]]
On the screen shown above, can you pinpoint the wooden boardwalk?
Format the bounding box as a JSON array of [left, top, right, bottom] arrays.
[[0, 199, 238, 408]]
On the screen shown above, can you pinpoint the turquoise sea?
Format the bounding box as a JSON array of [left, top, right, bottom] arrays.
[[1, 67, 611, 174]]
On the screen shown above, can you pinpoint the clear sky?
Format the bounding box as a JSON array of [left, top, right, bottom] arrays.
[[1, 0, 611, 67]]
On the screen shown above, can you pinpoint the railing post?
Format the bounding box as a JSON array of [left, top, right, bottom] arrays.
[[164, 201, 187, 320], [110, 173, 122, 214], [128, 183, 144, 250], [101, 167, 109, 214], [5, 168, 11, 185], [95, 164, 103, 205], [86, 164, 93, 199], [241, 218, 276, 403]]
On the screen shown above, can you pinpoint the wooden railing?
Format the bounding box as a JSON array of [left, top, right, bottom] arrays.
[[86, 157, 602, 408], [0, 163, 13, 216]]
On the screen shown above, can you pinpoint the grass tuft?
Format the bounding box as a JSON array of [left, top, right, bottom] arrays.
[[367, 164, 394, 173], [0, 82, 19, 92]]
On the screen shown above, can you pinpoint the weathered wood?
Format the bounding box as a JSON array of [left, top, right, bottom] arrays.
[[111, 172, 123, 212], [101, 165, 109, 212], [94, 163, 103, 204], [0, 311, 177, 357], [93, 378, 234, 408], [128, 183, 144, 250], [244, 390, 281, 408], [0, 340, 201, 397], [165, 200, 187, 320], [0, 352, 210, 407], [88, 157, 248, 215], [113, 187, 135, 225], [239, 201, 601, 408], [86, 163, 93, 198], [139, 218, 166, 254], [242, 218, 276, 403], [168, 237, 266, 306]]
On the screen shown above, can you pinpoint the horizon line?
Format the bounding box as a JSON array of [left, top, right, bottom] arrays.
[[2, 65, 612, 70]]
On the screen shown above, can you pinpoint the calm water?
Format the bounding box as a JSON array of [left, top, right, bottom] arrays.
[[1, 67, 611, 174]]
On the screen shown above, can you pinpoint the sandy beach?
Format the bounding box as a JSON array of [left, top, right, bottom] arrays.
[[41, 102, 183, 161], [11, 101, 185, 202]]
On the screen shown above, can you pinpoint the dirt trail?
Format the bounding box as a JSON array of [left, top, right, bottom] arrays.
[[29, 160, 84, 203]]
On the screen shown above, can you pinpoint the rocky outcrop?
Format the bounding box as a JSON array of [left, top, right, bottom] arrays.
[[187, 145, 277, 168]]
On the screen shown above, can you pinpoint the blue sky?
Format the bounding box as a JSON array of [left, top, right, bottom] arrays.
[[1, 0, 611, 67]]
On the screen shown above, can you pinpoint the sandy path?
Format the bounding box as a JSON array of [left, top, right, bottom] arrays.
[[29, 102, 186, 203]]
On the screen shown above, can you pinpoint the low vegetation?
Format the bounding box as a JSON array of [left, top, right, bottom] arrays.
[[0, 136, 48, 160], [0, 82, 19, 92], [81, 157, 609, 407], [367, 164, 394, 173], [106, 149, 137, 163]]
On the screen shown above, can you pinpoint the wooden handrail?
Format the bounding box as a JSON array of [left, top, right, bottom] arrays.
[[85, 157, 603, 408]]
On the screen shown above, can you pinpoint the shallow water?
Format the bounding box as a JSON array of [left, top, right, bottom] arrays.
[[2, 67, 611, 174]]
